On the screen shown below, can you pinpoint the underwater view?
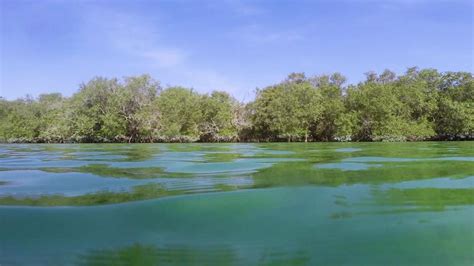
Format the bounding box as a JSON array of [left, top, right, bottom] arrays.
[[1, 142, 473, 265]]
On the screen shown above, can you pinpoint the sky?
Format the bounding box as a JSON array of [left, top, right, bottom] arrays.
[[0, 0, 472, 101]]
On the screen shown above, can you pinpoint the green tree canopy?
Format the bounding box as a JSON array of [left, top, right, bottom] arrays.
[[0, 68, 472, 143]]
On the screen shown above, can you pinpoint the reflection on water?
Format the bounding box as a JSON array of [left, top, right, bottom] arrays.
[[0, 142, 473, 265]]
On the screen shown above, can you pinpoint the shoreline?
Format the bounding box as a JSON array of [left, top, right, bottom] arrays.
[[1, 138, 473, 144]]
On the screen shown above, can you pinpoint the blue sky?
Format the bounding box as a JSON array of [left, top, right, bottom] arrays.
[[1, 0, 472, 101]]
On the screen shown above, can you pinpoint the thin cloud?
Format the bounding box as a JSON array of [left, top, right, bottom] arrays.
[[81, 7, 188, 68], [139, 49, 187, 68], [78, 5, 246, 97], [225, 0, 266, 16], [230, 24, 305, 45]]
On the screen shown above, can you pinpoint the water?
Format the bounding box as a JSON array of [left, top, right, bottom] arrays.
[[1, 142, 473, 265]]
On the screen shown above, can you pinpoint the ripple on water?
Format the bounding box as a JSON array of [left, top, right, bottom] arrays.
[[432, 156, 474, 162], [0, 168, 255, 197], [334, 148, 362, 152], [108, 156, 303, 175], [343, 157, 419, 162], [0, 170, 147, 197], [343, 156, 474, 163], [378, 175, 474, 190], [315, 162, 382, 171]]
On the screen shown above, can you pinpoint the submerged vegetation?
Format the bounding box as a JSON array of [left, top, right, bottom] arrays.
[[0, 184, 180, 206], [0, 67, 472, 143], [41, 164, 191, 179], [75, 243, 309, 266], [373, 188, 474, 210]]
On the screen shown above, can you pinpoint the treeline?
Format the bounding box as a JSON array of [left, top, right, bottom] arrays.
[[0, 67, 472, 143]]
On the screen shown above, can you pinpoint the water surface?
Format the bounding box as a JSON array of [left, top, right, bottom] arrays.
[[1, 142, 473, 265]]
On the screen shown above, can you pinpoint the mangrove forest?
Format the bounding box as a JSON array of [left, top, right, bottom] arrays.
[[0, 67, 472, 143]]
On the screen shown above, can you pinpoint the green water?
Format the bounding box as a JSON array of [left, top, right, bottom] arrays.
[[0, 142, 473, 265]]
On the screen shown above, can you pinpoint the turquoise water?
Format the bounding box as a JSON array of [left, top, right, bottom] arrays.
[[1, 142, 473, 265]]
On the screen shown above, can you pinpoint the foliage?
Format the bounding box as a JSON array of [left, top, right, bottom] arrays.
[[0, 68, 472, 142], [155, 87, 202, 140], [251, 74, 323, 142], [199, 91, 238, 141], [310, 73, 347, 141]]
